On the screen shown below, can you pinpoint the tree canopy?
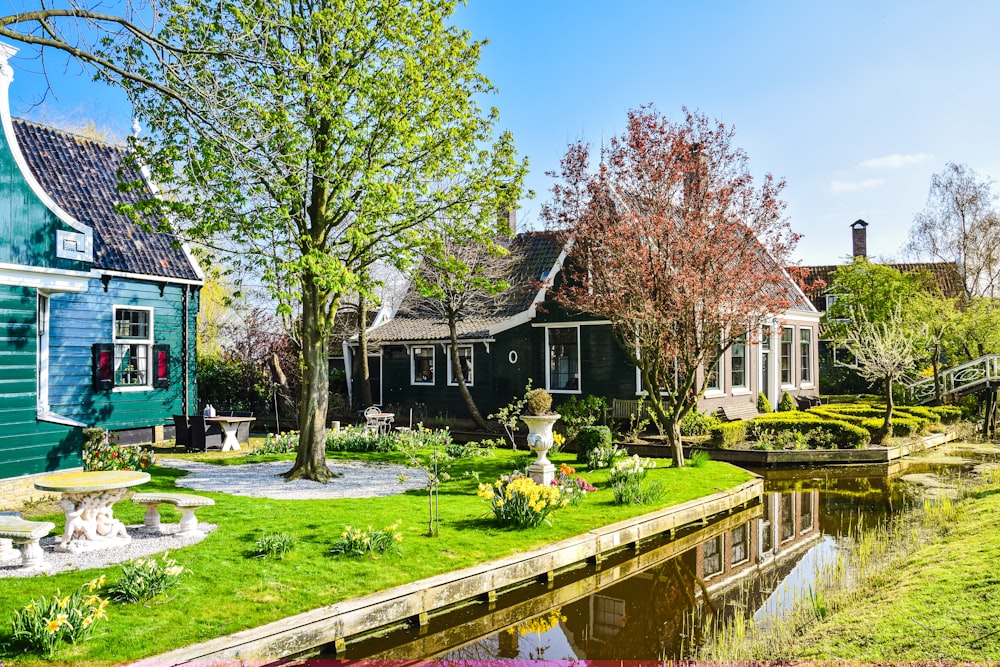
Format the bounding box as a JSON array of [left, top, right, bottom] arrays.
[[545, 106, 801, 466]]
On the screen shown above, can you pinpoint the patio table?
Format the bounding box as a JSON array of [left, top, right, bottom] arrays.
[[205, 415, 255, 451], [34, 470, 150, 553]]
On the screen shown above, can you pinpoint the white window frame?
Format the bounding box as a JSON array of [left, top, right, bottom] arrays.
[[758, 492, 776, 557], [731, 522, 751, 566], [112, 305, 154, 392], [446, 344, 474, 387], [37, 293, 50, 412], [799, 490, 815, 533], [545, 325, 582, 394], [703, 535, 724, 578], [799, 327, 813, 387], [410, 346, 435, 385], [780, 326, 794, 388], [704, 352, 724, 398], [730, 336, 750, 395]]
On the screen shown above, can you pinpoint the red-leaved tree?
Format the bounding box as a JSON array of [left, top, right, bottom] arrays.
[[544, 107, 802, 466]]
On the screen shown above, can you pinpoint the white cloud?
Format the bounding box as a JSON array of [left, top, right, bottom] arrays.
[[858, 153, 933, 170], [830, 178, 885, 194]]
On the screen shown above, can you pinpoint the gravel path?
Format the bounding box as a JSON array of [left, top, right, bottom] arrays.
[[1, 458, 425, 578]]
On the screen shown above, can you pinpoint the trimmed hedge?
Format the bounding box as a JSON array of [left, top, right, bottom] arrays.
[[751, 412, 869, 448], [575, 425, 612, 463], [808, 406, 922, 439], [929, 405, 962, 424], [710, 421, 748, 448], [892, 405, 941, 424]]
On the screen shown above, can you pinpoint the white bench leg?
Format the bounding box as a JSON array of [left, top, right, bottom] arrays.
[[17, 538, 47, 570], [178, 508, 200, 535], [141, 503, 163, 533]]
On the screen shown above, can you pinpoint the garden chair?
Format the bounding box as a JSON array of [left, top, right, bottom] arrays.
[[364, 406, 382, 435], [172, 415, 190, 450], [188, 415, 224, 452]]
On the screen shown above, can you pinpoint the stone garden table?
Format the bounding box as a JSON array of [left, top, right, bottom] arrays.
[[34, 470, 150, 553]]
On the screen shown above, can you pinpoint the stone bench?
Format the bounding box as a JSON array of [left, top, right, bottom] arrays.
[[0, 514, 55, 570], [131, 492, 215, 535]]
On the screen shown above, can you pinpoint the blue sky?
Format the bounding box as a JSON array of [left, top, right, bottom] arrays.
[[6, 0, 1000, 265]]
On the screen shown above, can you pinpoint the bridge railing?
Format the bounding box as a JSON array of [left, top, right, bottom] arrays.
[[906, 354, 1000, 403]]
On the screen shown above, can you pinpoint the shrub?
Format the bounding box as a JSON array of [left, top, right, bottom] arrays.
[[445, 441, 490, 459], [680, 410, 722, 436], [524, 388, 553, 416], [609, 455, 663, 505], [254, 532, 296, 559], [551, 463, 597, 506], [757, 392, 773, 413], [556, 394, 609, 443], [330, 522, 403, 557], [82, 430, 155, 472], [751, 412, 869, 448], [893, 405, 941, 424], [11, 577, 108, 658], [575, 425, 612, 463], [750, 425, 808, 450], [777, 391, 797, 412], [710, 421, 748, 448], [326, 425, 396, 452], [587, 443, 628, 470], [929, 405, 963, 424], [107, 553, 186, 603], [477, 472, 567, 528]]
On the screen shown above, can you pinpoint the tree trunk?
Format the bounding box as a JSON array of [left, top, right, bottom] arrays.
[[448, 312, 489, 430], [359, 298, 373, 407], [644, 384, 685, 467], [284, 275, 334, 482], [666, 418, 685, 468], [876, 379, 894, 445]]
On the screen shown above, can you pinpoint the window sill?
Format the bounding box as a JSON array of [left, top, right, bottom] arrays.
[[800, 382, 815, 389], [549, 389, 582, 395], [447, 382, 474, 388], [731, 388, 752, 396], [780, 383, 796, 390], [37, 410, 86, 427], [411, 382, 435, 386], [113, 385, 152, 393], [703, 390, 725, 399]]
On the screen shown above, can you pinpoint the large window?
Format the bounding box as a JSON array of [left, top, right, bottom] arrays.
[[730, 338, 747, 390], [703, 535, 723, 577], [759, 493, 774, 555], [705, 353, 722, 392], [114, 308, 152, 387], [780, 327, 794, 385], [799, 491, 814, 532], [411, 346, 435, 385], [731, 522, 750, 565], [800, 328, 813, 385], [447, 345, 474, 386], [547, 326, 580, 392], [780, 493, 796, 542]]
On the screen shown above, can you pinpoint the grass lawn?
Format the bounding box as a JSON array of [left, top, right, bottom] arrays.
[[1, 446, 752, 665], [777, 484, 1000, 661]]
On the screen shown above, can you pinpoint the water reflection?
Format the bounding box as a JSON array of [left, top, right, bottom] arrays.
[[331, 441, 1000, 661]]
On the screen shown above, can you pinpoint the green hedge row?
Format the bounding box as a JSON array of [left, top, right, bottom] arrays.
[[709, 421, 748, 448], [808, 406, 922, 439], [752, 412, 870, 448]]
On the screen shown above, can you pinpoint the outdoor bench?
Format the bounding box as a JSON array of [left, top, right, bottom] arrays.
[[0, 514, 55, 570], [718, 404, 760, 421], [131, 492, 215, 535]]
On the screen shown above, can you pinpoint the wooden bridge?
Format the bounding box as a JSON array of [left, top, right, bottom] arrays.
[[907, 354, 1000, 404]]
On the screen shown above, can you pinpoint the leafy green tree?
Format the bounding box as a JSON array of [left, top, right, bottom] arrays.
[[822, 259, 931, 342], [0, 0, 526, 481]]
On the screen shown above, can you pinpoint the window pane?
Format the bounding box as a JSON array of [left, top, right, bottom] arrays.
[[731, 340, 746, 388], [760, 494, 774, 553], [731, 522, 749, 563], [780, 492, 795, 542], [800, 328, 812, 383], [780, 328, 793, 384], [703, 535, 723, 576], [450, 345, 473, 385], [548, 327, 579, 391], [115, 309, 149, 339], [412, 347, 434, 384], [706, 356, 721, 390], [799, 491, 814, 531], [115, 343, 148, 386]]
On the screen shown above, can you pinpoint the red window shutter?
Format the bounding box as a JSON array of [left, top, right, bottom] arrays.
[[92, 343, 114, 391], [153, 344, 170, 389]]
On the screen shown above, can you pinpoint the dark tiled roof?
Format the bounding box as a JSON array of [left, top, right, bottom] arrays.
[[12, 119, 200, 282], [369, 231, 562, 343], [800, 261, 964, 303]]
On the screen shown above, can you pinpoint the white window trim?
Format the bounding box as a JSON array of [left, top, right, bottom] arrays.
[[704, 354, 724, 398], [799, 491, 815, 534], [446, 344, 474, 387], [112, 305, 154, 392], [799, 326, 814, 387], [36, 293, 50, 413], [703, 535, 724, 579], [779, 326, 795, 388], [730, 337, 749, 394], [731, 523, 751, 566], [410, 345, 435, 386], [544, 325, 582, 394]]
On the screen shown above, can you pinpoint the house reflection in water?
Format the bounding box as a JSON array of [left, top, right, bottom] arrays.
[[528, 489, 822, 660]]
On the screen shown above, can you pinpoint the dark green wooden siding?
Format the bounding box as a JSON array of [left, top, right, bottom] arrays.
[[0, 128, 88, 272], [0, 284, 81, 477], [48, 277, 195, 430]]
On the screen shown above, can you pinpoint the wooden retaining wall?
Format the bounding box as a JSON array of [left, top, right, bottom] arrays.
[[131, 477, 763, 665]]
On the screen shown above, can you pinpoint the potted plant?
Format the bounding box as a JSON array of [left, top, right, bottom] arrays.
[[521, 387, 560, 485]]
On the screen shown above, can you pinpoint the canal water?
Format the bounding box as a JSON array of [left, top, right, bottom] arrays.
[[325, 440, 1000, 661]]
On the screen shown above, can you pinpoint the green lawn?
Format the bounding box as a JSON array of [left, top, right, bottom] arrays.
[[1, 448, 752, 665]]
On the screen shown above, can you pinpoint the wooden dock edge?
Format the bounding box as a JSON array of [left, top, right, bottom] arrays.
[[129, 477, 763, 665]]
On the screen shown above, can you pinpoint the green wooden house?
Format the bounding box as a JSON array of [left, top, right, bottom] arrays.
[[355, 230, 820, 424], [0, 43, 202, 491]]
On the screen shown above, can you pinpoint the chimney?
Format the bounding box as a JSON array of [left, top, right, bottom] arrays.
[[498, 207, 516, 236], [851, 219, 868, 258]]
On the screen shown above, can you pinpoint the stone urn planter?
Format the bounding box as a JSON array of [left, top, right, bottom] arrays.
[[521, 413, 560, 485]]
